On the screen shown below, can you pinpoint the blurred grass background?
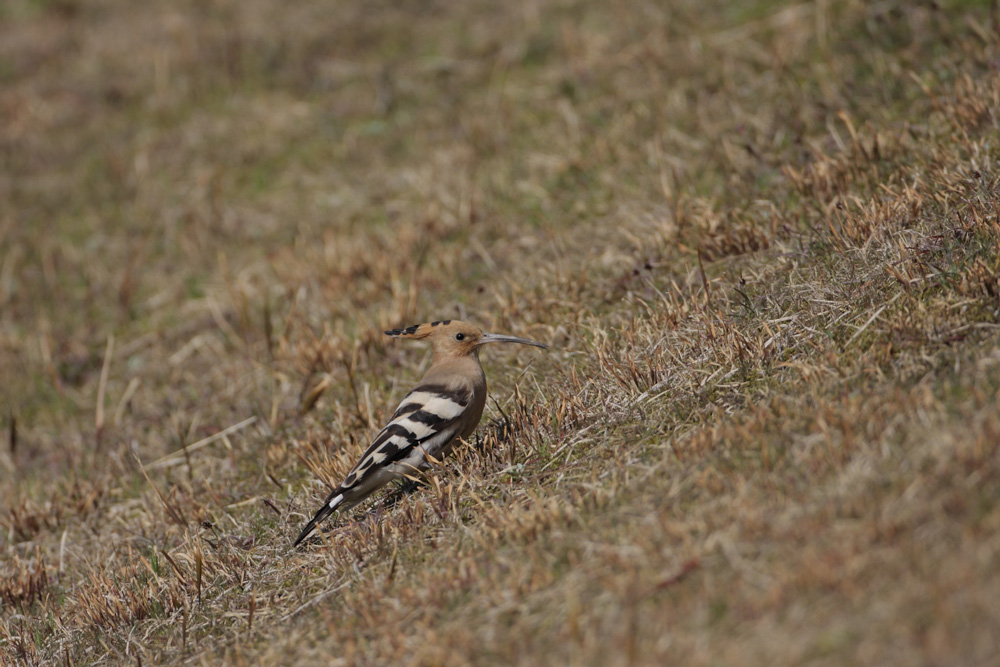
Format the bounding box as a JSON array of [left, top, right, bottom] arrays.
[[2, 0, 1000, 664]]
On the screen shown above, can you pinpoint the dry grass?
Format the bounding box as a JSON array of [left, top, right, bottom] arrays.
[[2, 0, 1000, 664]]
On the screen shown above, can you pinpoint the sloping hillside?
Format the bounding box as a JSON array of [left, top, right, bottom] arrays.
[[2, 1, 999, 664]]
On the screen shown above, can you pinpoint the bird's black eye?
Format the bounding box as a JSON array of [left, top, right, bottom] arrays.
[[455, 333, 465, 341]]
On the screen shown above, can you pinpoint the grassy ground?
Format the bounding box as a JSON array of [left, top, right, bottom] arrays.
[[2, 0, 1000, 664]]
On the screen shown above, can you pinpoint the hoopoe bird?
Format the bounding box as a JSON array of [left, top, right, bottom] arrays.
[[294, 319, 547, 546]]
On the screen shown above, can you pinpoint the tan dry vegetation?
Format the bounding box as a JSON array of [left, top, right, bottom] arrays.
[[2, 0, 1000, 664]]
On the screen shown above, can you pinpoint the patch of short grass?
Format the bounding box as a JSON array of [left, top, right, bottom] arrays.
[[3, 1, 1000, 665]]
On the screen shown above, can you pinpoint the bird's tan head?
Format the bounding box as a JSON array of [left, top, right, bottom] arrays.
[[385, 319, 547, 360]]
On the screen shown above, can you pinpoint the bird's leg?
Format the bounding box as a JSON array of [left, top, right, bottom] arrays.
[[376, 477, 427, 513], [473, 417, 514, 454]]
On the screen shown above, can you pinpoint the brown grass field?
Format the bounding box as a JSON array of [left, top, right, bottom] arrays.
[[2, 0, 1000, 664]]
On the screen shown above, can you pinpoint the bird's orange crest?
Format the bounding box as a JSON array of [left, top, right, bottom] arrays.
[[386, 320, 489, 359], [384, 320, 454, 340]]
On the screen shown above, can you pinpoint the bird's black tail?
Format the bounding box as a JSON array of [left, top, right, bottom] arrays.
[[293, 489, 344, 547]]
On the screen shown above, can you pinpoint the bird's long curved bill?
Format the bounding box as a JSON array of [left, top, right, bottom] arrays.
[[479, 332, 548, 349]]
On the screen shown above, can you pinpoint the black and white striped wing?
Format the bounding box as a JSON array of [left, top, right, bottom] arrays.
[[293, 383, 472, 546], [341, 382, 473, 490]]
